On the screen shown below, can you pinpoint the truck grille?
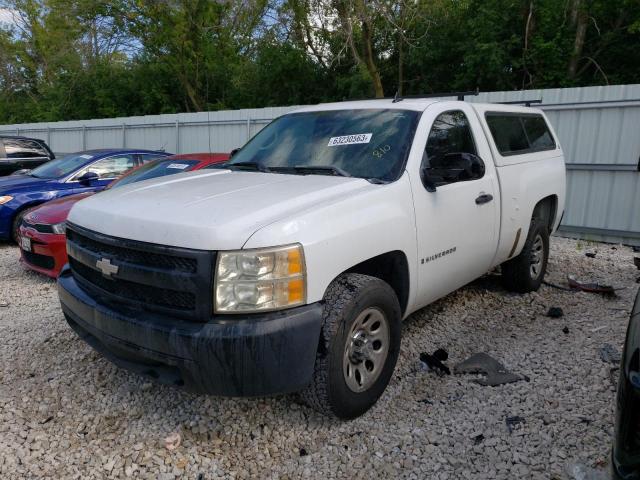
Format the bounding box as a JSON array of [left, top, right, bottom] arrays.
[[66, 223, 215, 321]]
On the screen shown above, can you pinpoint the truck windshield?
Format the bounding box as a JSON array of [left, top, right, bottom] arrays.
[[30, 153, 94, 179], [228, 109, 420, 182]]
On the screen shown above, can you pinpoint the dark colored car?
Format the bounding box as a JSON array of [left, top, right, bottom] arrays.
[[0, 136, 55, 176], [613, 286, 640, 479], [19, 153, 229, 277], [0, 148, 170, 242]]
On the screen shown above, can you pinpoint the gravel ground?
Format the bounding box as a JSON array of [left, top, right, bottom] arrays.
[[0, 237, 638, 479]]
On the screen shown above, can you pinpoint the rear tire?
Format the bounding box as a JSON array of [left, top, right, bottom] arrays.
[[502, 219, 549, 293], [301, 273, 401, 419]]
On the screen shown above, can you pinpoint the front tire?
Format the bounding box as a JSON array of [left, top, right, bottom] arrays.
[[502, 219, 550, 293], [301, 273, 401, 419]]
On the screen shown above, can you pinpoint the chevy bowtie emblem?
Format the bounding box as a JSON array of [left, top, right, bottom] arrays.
[[96, 258, 119, 277]]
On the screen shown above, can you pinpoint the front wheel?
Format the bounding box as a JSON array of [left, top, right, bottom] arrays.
[[301, 273, 401, 419], [502, 220, 550, 293]]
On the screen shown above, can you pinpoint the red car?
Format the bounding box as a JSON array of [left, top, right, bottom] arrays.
[[19, 153, 229, 277]]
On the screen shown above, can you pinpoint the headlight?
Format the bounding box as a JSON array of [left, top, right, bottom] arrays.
[[214, 244, 306, 313], [0, 196, 13, 205], [51, 222, 66, 234]]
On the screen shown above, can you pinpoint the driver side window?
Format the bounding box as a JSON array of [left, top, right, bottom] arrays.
[[73, 155, 135, 181], [422, 111, 482, 187]]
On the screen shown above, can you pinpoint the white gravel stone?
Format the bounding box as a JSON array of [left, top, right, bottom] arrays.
[[0, 237, 637, 478]]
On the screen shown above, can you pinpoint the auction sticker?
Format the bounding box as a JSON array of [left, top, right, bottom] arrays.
[[327, 133, 372, 147], [167, 163, 190, 169]]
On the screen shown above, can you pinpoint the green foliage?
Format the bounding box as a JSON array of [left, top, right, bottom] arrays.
[[0, 0, 638, 123]]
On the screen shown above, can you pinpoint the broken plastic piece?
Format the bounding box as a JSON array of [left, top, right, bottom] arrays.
[[419, 350, 450, 376], [454, 353, 525, 386], [505, 416, 526, 434], [546, 307, 564, 318]]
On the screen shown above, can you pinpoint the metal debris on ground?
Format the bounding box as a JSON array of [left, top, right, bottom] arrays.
[[567, 275, 621, 296], [505, 416, 526, 434], [419, 349, 450, 376], [454, 353, 527, 386], [546, 307, 564, 318], [599, 344, 621, 364]]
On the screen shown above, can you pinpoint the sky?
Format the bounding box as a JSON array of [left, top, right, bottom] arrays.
[[0, 8, 16, 27]]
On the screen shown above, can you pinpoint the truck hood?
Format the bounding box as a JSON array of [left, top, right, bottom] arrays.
[[68, 169, 374, 250]]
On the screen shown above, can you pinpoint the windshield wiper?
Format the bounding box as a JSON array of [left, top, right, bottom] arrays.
[[226, 161, 271, 173], [272, 165, 352, 178]]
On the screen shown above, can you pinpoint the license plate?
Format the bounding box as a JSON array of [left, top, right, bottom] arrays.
[[20, 236, 31, 252]]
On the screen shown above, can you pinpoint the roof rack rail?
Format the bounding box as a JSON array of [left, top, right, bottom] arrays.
[[392, 89, 479, 103], [499, 99, 542, 107]]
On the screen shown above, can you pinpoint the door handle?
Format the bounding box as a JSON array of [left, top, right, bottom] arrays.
[[475, 193, 493, 205]]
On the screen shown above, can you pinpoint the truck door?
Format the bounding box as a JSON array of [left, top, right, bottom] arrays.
[[410, 105, 500, 307]]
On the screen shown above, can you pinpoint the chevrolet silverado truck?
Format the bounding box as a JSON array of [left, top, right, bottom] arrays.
[[57, 98, 566, 419]]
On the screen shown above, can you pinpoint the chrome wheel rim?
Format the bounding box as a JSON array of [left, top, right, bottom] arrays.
[[343, 307, 390, 393], [530, 234, 544, 279]]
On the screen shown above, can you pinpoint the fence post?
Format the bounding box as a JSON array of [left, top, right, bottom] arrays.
[[82, 125, 86, 150], [122, 123, 126, 147], [246, 118, 251, 141], [175, 120, 180, 153], [15, 127, 19, 136], [47, 126, 51, 146]]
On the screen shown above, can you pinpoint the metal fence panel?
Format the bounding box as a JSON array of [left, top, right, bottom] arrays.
[[1, 86, 639, 245]]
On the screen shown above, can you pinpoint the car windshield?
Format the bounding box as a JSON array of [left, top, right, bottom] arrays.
[[110, 159, 199, 189], [30, 153, 95, 179], [227, 109, 420, 182]]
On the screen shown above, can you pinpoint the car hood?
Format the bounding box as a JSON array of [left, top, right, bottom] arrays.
[[25, 192, 95, 225], [68, 169, 375, 250], [0, 174, 51, 193]]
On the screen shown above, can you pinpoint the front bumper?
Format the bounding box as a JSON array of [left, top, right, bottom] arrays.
[[58, 266, 324, 396], [613, 288, 640, 479], [19, 226, 67, 277]]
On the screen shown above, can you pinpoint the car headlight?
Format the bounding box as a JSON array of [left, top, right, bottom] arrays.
[[214, 244, 306, 313], [51, 222, 66, 234], [0, 196, 13, 205]]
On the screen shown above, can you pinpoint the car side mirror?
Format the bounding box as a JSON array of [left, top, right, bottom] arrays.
[[422, 153, 485, 191], [78, 171, 99, 185]]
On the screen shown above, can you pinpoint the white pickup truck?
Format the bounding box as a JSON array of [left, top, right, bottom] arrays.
[[58, 98, 566, 418]]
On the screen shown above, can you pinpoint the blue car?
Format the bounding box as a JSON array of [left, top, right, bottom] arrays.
[[0, 148, 171, 241]]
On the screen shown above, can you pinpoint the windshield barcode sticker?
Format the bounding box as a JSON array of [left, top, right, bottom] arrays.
[[167, 163, 190, 169], [327, 133, 372, 147]]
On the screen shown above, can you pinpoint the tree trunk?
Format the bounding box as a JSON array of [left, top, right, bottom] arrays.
[[568, 0, 588, 78], [354, 0, 384, 97], [397, 32, 404, 96]]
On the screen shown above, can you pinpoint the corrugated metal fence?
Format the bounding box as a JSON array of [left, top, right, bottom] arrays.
[[1, 85, 639, 245]]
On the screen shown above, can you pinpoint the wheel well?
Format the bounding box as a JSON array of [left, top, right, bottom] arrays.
[[344, 251, 410, 316], [532, 195, 558, 232], [10, 202, 41, 232]]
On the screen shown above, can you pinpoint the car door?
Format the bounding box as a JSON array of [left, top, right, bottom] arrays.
[[69, 154, 137, 194], [410, 105, 500, 308]]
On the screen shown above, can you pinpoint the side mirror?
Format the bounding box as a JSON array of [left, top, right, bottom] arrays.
[[11, 169, 31, 176], [422, 153, 485, 191], [229, 148, 240, 158], [78, 171, 99, 185]]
